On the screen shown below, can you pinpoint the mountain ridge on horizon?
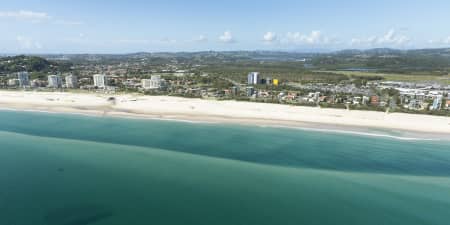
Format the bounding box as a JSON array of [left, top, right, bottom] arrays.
[[2, 47, 450, 57]]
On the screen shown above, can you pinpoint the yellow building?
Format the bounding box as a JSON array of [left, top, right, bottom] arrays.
[[273, 79, 279, 86]]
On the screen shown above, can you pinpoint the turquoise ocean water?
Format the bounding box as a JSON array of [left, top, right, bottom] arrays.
[[1, 110, 450, 225]]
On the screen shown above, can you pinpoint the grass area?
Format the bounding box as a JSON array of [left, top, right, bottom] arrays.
[[318, 70, 450, 85]]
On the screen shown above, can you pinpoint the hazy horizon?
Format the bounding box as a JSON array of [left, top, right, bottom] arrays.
[[2, 46, 450, 56]]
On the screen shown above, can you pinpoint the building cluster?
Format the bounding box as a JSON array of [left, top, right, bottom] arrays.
[[396, 88, 447, 110], [141, 75, 167, 90], [243, 72, 450, 112], [5, 72, 79, 89], [2, 70, 450, 113], [247, 72, 279, 86], [4, 71, 168, 93]]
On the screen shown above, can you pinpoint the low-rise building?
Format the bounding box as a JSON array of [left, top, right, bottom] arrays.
[[246, 86, 255, 97], [430, 95, 443, 110], [370, 95, 379, 106], [285, 92, 297, 101], [8, 79, 20, 87], [353, 96, 362, 105], [31, 79, 46, 88], [273, 79, 279, 86], [362, 96, 370, 105], [407, 99, 421, 110], [231, 86, 239, 95]]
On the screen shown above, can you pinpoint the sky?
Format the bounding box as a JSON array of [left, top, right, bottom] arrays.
[[1, 0, 450, 53]]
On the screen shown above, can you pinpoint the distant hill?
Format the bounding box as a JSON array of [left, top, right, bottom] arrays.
[[0, 55, 72, 73], [4, 48, 450, 74], [335, 48, 403, 55], [335, 48, 450, 56]]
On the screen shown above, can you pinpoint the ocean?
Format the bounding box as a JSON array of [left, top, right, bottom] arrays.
[[1, 110, 450, 225]]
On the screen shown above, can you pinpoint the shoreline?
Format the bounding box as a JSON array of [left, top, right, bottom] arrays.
[[1, 90, 449, 140], [0, 106, 445, 141]]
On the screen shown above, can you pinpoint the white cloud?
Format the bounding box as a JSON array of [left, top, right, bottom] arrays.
[[350, 36, 376, 46], [0, 10, 50, 22], [376, 29, 410, 45], [112, 38, 176, 45], [160, 37, 177, 44], [0, 10, 84, 26], [110, 37, 181, 45], [53, 20, 84, 25], [63, 33, 89, 44], [445, 37, 450, 44], [219, 31, 235, 43], [16, 35, 43, 49], [351, 29, 410, 47], [115, 39, 150, 44], [263, 32, 277, 43], [438, 36, 450, 44], [285, 30, 333, 45], [194, 35, 208, 42], [428, 36, 450, 46]]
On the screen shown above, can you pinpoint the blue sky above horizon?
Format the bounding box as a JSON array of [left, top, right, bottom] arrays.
[[1, 0, 450, 53]]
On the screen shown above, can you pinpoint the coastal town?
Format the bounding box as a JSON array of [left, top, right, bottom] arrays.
[[4, 2, 450, 225], [1, 68, 450, 116]]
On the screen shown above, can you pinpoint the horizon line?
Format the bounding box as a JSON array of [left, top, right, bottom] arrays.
[[1, 47, 450, 56]]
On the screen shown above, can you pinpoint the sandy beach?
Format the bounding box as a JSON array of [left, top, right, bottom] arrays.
[[0, 90, 449, 139]]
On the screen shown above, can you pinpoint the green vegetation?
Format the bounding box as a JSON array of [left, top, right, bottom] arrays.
[[198, 62, 348, 84], [0, 55, 72, 74], [311, 48, 450, 73], [319, 70, 450, 85]]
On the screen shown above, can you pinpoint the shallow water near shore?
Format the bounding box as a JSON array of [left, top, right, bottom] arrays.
[[1, 110, 450, 225]]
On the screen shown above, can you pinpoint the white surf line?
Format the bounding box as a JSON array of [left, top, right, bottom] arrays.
[[0, 107, 219, 124], [0, 107, 441, 141], [0, 107, 105, 118], [264, 124, 438, 141]]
